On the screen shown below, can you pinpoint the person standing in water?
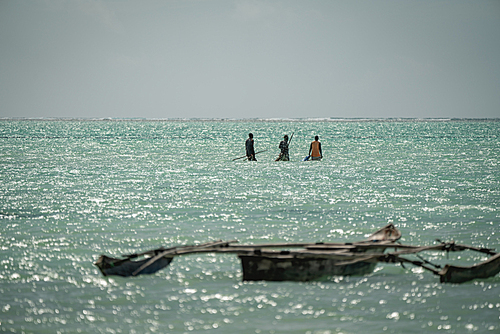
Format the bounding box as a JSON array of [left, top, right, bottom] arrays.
[[246, 133, 257, 161], [276, 135, 290, 161], [308, 135, 322, 161]]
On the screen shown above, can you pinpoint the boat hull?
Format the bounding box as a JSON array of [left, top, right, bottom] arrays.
[[439, 252, 500, 284], [239, 254, 377, 281], [95, 255, 174, 277]]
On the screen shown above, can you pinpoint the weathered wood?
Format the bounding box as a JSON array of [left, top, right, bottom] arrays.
[[95, 254, 174, 277], [366, 223, 401, 242], [122, 239, 238, 259], [307, 242, 496, 256], [131, 240, 237, 276], [94, 224, 500, 283], [347, 251, 500, 284], [438, 252, 500, 283], [236, 224, 400, 281], [95, 225, 399, 278], [95, 240, 237, 277], [239, 254, 378, 281]]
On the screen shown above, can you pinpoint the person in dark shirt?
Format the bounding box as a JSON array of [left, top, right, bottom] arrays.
[[246, 133, 256, 161], [276, 135, 290, 161]]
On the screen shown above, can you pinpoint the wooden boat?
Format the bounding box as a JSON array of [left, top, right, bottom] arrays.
[[94, 224, 500, 283], [95, 224, 400, 279], [238, 223, 401, 281]]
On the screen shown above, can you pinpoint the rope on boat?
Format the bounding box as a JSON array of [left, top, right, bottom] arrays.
[[378, 254, 442, 276], [415, 254, 442, 269]]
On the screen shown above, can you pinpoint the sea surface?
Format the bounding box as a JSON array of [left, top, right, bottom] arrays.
[[1, 119, 499, 334]]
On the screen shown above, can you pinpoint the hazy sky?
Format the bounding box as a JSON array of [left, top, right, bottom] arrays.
[[1, 0, 499, 119]]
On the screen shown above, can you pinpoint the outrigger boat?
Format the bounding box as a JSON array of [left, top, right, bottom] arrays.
[[94, 224, 500, 284]]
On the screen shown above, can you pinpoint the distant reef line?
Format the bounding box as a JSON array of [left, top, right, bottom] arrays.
[[1, 117, 499, 122]]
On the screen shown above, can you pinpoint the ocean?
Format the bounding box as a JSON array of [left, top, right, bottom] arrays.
[[0, 119, 499, 333]]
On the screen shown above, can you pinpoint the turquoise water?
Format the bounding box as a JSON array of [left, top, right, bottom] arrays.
[[1, 119, 499, 333]]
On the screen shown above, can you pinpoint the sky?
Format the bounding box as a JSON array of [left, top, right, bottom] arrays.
[[1, 0, 499, 119]]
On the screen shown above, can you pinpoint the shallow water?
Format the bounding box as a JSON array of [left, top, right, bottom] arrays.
[[1, 119, 499, 333]]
